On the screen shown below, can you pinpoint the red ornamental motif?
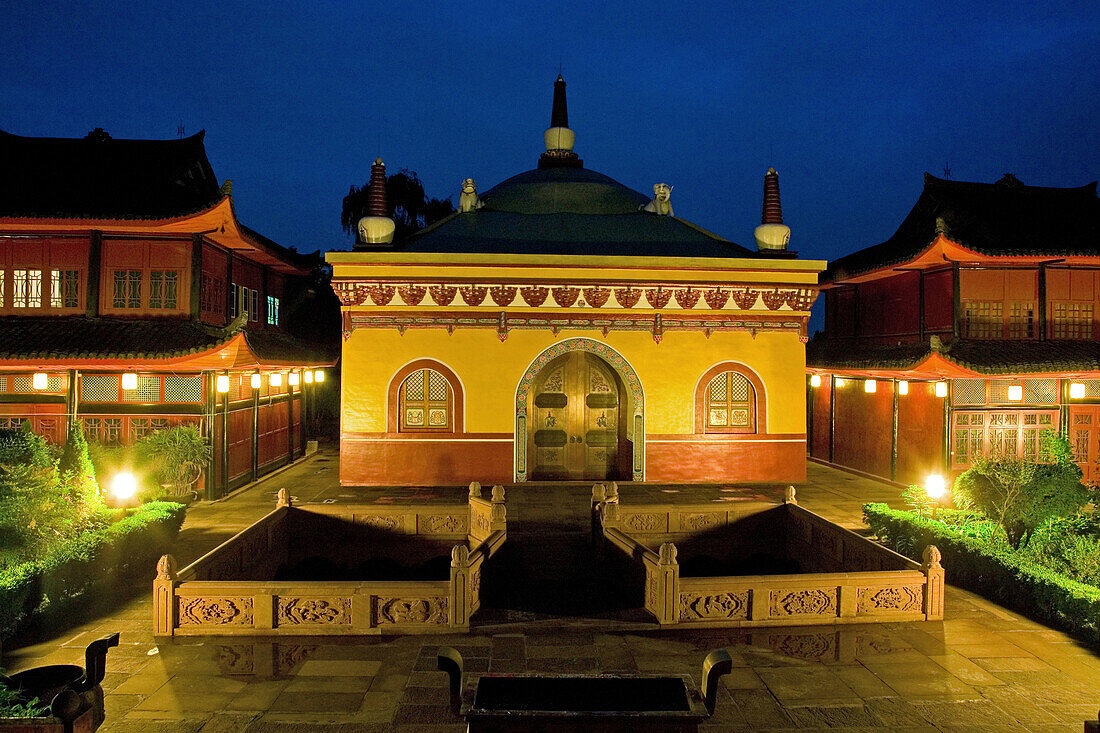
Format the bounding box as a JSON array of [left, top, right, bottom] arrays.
[[703, 288, 730, 309], [489, 285, 517, 306], [614, 287, 641, 308], [397, 285, 426, 306], [785, 288, 817, 310], [551, 287, 580, 307], [731, 289, 759, 309], [761, 289, 786, 310], [429, 285, 457, 306], [674, 288, 700, 309], [645, 287, 672, 309], [366, 284, 395, 306], [520, 286, 549, 307], [582, 286, 611, 308], [459, 285, 487, 306]]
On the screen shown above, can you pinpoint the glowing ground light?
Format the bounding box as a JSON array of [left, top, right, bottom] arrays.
[[111, 472, 137, 501], [925, 474, 946, 499]]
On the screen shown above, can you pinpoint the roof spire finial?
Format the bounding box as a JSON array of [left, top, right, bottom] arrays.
[[540, 74, 582, 168], [356, 157, 395, 248], [754, 166, 791, 252]]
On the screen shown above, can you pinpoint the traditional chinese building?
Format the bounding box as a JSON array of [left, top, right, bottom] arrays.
[[329, 77, 825, 486], [0, 127, 338, 497], [807, 173, 1100, 485]]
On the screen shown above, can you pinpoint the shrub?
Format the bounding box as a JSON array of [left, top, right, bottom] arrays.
[[0, 501, 187, 640], [864, 502, 1100, 643], [135, 425, 211, 490], [0, 422, 54, 469], [58, 422, 100, 506], [900, 484, 935, 517], [952, 431, 1089, 548], [0, 681, 47, 718]]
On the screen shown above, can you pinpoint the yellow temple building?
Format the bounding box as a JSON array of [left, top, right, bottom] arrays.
[[328, 77, 825, 486]]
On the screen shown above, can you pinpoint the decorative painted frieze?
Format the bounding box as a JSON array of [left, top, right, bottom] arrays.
[[332, 280, 818, 313]]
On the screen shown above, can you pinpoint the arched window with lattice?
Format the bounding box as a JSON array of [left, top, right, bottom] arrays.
[[400, 368, 452, 431], [704, 371, 756, 433]]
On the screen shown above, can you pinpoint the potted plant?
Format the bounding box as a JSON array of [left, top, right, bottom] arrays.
[[135, 426, 212, 502]]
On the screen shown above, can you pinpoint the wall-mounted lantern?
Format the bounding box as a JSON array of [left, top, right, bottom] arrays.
[[121, 373, 138, 390]]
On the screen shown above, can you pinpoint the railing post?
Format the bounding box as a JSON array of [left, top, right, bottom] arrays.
[[922, 545, 945, 619], [490, 485, 506, 530], [450, 545, 470, 628], [658, 542, 679, 625], [153, 555, 178, 636]]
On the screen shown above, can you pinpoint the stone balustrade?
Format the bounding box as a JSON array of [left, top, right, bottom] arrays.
[[154, 484, 506, 636]]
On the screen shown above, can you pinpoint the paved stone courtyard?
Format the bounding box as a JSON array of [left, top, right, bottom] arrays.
[[5, 451, 1100, 731]]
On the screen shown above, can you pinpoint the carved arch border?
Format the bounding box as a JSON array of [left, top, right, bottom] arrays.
[[386, 358, 465, 434], [514, 337, 644, 482], [693, 361, 768, 434]]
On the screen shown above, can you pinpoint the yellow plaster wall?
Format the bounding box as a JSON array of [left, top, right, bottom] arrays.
[[340, 327, 806, 436]]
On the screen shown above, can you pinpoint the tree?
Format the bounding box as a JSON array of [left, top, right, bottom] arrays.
[[953, 431, 1089, 549], [341, 169, 454, 243], [58, 421, 99, 508]]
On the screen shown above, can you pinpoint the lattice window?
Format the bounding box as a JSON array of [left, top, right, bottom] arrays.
[[0, 377, 5, 392], [149, 271, 178, 309], [112, 270, 142, 308], [952, 379, 986, 406], [123, 375, 161, 402], [200, 272, 225, 315], [12, 376, 30, 393], [251, 289, 259, 322], [705, 372, 755, 433], [12, 269, 42, 308], [266, 295, 280, 325], [989, 380, 1017, 404], [49, 270, 79, 308], [1008, 302, 1035, 338], [0, 271, 4, 308], [1052, 302, 1093, 339], [130, 418, 150, 441], [164, 375, 202, 403], [400, 368, 451, 431], [1023, 379, 1058, 405], [80, 374, 121, 402], [963, 300, 1003, 338], [953, 409, 1057, 467]]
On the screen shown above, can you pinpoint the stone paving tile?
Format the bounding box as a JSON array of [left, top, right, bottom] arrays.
[[266, 691, 365, 713], [727, 688, 795, 728]]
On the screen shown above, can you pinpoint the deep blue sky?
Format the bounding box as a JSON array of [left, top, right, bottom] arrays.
[[3, 1, 1098, 331]]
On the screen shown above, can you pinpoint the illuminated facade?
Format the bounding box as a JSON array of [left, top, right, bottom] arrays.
[[0, 128, 337, 497], [808, 173, 1100, 484], [330, 78, 824, 485]]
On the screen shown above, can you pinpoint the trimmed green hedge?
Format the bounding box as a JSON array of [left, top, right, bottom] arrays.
[[0, 501, 186, 639], [864, 502, 1100, 643]]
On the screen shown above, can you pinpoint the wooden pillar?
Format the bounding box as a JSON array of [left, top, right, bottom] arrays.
[[220, 370, 230, 497], [806, 376, 814, 457], [891, 378, 899, 482], [951, 263, 961, 339], [202, 370, 217, 500], [190, 234, 203, 320], [828, 375, 836, 464], [1037, 263, 1047, 341], [918, 272, 926, 342], [251, 374, 260, 483], [86, 231, 102, 317], [286, 380, 296, 464], [66, 368, 79, 436], [942, 382, 952, 473]]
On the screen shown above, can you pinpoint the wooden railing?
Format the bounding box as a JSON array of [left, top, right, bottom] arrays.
[[596, 487, 944, 628], [154, 484, 507, 636]]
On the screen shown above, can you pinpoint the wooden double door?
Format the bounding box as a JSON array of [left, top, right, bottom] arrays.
[[1070, 406, 1100, 486], [528, 352, 626, 481]]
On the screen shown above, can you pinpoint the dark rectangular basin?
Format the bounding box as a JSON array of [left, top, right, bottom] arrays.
[[473, 674, 693, 712]]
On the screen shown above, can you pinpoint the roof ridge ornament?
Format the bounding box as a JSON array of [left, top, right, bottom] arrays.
[[458, 178, 483, 213], [643, 183, 674, 216], [539, 74, 582, 168], [357, 157, 396, 247], [754, 167, 790, 252], [219, 179, 233, 198]]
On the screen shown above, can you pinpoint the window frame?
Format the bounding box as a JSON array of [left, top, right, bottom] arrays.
[[694, 363, 766, 435], [387, 360, 464, 434]]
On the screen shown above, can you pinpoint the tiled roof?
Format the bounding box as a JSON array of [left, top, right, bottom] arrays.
[[0, 128, 221, 220], [0, 317, 334, 364], [826, 174, 1100, 281], [397, 165, 756, 258], [807, 337, 1100, 375], [0, 317, 232, 360]]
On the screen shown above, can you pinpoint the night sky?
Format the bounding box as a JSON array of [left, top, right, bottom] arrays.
[[3, 2, 1098, 332]]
